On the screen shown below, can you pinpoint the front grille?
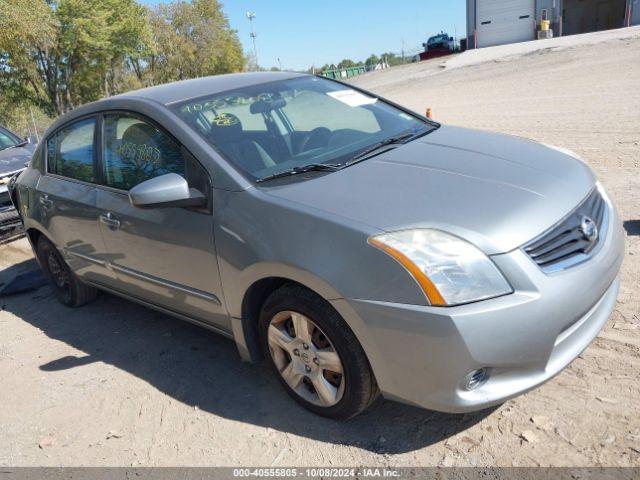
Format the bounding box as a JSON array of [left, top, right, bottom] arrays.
[[524, 188, 606, 271], [1, 171, 19, 210], [0, 189, 13, 210]]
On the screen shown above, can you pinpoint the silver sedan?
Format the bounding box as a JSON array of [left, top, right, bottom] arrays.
[[10, 72, 624, 419]]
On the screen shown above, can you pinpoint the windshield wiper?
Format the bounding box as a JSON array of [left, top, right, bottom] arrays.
[[256, 163, 342, 183], [342, 132, 416, 167], [255, 128, 433, 183]]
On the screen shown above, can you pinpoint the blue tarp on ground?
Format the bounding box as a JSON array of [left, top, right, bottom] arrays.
[[0, 269, 46, 296]]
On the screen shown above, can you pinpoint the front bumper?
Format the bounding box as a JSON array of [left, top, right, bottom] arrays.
[[332, 202, 624, 413]]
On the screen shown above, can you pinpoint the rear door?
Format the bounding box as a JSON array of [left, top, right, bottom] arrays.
[[94, 112, 229, 331], [477, 0, 535, 48], [36, 117, 115, 284]]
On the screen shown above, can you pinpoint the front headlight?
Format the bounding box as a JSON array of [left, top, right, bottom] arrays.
[[368, 229, 512, 306]]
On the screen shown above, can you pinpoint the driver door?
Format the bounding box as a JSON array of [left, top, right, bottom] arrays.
[[95, 112, 229, 332]]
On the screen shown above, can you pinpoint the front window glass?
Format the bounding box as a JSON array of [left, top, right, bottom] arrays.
[[102, 114, 185, 190], [428, 35, 445, 46], [0, 130, 20, 151], [202, 99, 267, 132], [281, 89, 380, 133], [172, 76, 434, 182], [47, 118, 96, 183]]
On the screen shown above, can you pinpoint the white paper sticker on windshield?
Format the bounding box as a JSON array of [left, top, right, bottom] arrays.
[[327, 89, 377, 107]]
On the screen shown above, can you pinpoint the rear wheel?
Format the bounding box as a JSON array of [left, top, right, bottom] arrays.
[[260, 284, 378, 419], [36, 236, 97, 307]]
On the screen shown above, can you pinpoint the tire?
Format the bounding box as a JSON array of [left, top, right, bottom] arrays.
[[259, 284, 378, 419], [36, 236, 97, 307]]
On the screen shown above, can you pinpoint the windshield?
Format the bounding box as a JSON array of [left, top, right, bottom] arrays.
[[0, 128, 22, 151], [172, 76, 435, 182]]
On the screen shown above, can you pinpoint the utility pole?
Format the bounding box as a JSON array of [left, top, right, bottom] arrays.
[[29, 106, 39, 141], [401, 37, 405, 63], [246, 12, 258, 71], [277, 57, 283, 71]]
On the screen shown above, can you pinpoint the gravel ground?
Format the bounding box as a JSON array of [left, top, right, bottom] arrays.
[[1, 30, 639, 467]]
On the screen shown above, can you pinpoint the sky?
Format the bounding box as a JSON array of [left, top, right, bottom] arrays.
[[140, 1, 466, 72]]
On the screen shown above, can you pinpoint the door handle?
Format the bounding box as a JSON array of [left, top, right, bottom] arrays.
[[99, 212, 121, 230], [39, 195, 54, 208]]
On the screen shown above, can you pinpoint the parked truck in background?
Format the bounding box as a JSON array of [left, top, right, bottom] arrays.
[[414, 32, 461, 62]]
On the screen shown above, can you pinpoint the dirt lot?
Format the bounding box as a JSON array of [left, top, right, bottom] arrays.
[[1, 30, 639, 467]]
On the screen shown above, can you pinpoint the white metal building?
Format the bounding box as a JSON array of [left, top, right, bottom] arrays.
[[466, 0, 640, 48]]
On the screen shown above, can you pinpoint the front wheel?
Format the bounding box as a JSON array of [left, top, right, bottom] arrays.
[[259, 284, 378, 419]]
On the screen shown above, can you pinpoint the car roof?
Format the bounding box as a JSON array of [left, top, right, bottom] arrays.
[[110, 71, 308, 106]]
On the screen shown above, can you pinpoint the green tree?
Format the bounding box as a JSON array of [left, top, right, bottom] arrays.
[[379, 52, 408, 67], [57, 0, 151, 103], [0, 95, 50, 138], [0, 0, 57, 118], [142, 0, 244, 85], [0, 0, 244, 127], [337, 59, 356, 69], [0, 0, 149, 116], [364, 54, 380, 67]]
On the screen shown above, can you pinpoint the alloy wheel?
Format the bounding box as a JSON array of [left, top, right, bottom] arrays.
[[267, 310, 345, 407]]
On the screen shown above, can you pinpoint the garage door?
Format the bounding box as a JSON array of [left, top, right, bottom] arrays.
[[477, 0, 535, 48]]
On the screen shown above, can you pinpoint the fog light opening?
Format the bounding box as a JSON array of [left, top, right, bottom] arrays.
[[464, 368, 489, 391]]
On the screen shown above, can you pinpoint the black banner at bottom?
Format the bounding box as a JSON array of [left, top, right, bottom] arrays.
[[0, 468, 639, 480]]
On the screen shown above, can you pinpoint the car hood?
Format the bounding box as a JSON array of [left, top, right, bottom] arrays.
[[264, 126, 596, 255], [0, 146, 31, 177]]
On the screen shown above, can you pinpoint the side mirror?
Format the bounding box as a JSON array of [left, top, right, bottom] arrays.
[[129, 173, 206, 209]]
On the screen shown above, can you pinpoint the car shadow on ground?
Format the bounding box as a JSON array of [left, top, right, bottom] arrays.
[[623, 220, 640, 236], [1, 260, 495, 454]]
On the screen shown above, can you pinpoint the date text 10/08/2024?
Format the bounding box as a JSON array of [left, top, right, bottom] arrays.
[[232, 468, 401, 478]]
